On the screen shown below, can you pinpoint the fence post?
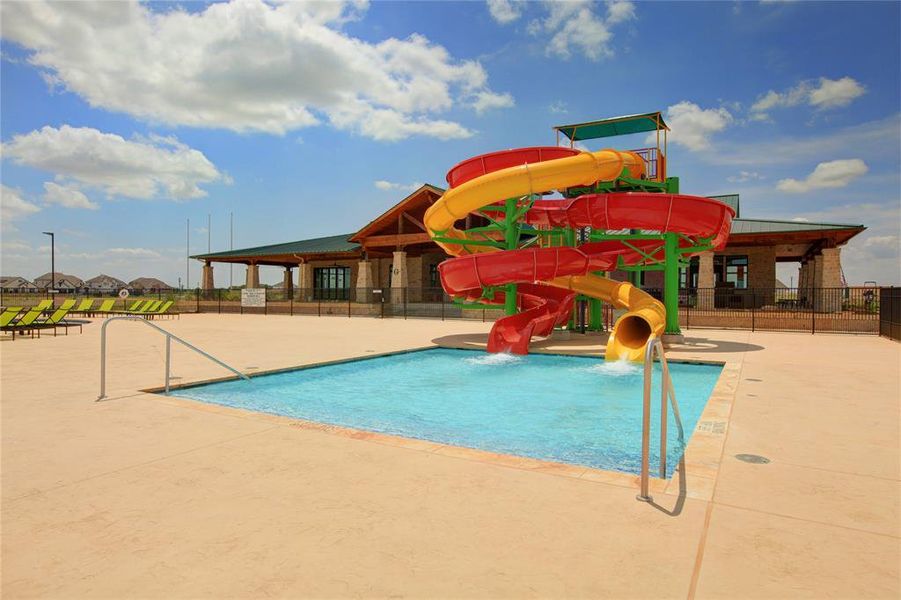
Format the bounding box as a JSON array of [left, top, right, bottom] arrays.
[[318, 296, 321, 317], [441, 292, 445, 321], [290, 291, 294, 316], [218, 289, 222, 314], [380, 292, 385, 319], [751, 290, 756, 332], [348, 292, 351, 318], [403, 288, 407, 320], [811, 292, 816, 334], [195, 288, 200, 312]]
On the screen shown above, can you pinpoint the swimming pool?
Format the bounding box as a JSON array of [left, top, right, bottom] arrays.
[[171, 348, 723, 475]]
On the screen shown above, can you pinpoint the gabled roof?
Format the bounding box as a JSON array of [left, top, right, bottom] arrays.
[[129, 277, 173, 289], [191, 233, 359, 261], [350, 184, 445, 243], [554, 112, 669, 142], [85, 274, 127, 285]]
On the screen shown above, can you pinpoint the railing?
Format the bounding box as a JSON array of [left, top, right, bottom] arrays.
[[637, 337, 684, 503], [97, 316, 249, 401], [880, 287, 900, 341]]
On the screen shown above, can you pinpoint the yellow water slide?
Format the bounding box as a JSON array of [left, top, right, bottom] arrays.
[[424, 149, 665, 361]]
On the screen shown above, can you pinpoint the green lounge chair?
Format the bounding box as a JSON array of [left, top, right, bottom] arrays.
[[146, 300, 176, 319], [34, 307, 81, 335], [0, 307, 23, 327], [73, 299, 95, 315], [93, 299, 117, 315], [1, 307, 46, 339], [57, 299, 76, 311], [125, 300, 144, 312], [127, 299, 157, 314], [32, 299, 53, 312]]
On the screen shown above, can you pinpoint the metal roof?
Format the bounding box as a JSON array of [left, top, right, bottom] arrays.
[[192, 233, 358, 260], [554, 112, 669, 142], [731, 218, 864, 235]]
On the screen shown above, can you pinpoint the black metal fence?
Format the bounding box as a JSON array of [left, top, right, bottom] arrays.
[[1, 285, 883, 335], [879, 287, 900, 341]]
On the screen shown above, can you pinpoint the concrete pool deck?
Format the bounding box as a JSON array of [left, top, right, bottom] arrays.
[[2, 314, 899, 598]]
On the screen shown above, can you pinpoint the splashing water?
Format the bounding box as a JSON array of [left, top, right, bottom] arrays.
[[577, 358, 641, 377], [464, 352, 524, 366]]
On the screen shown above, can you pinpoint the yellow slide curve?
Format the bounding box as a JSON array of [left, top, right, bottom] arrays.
[[424, 148, 665, 361]]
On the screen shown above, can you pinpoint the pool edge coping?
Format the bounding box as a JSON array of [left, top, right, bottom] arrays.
[[143, 344, 738, 502]]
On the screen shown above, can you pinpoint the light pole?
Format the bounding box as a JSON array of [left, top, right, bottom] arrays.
[[42, 231, 55, 303]]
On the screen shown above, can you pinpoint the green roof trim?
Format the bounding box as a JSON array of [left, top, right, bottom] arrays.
[[192, 233, 358, 260], [554, 112, 669, 142], [731, 218, 864, 235]]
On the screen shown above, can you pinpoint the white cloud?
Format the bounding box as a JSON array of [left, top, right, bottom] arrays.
[[2, 126, 225, 200], [107, 247, 162, 258], [487, 0, 521, 24], [374, 180, 423, 193], [42, 181, 98, 210], [750, 76, 865, 119], [548, 100, 568, 114], [0, 184, 40, 231], [1, 0, 511, 140], [726, 171, 764, 183], [776, 159, 868, 193], [529, 0, 636, 61], [651, 101, 733, 151], [471, 91, 515, 114], [1, 185, 41, 219]]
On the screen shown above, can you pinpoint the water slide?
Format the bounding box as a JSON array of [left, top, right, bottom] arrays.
[[424, 147, 734, 361]]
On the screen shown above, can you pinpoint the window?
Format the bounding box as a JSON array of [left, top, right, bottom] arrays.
[[680, 257, 699, 289], [714, 255, 748, 289], [428, 263, 440, 288], [313, 266, 350, 300]]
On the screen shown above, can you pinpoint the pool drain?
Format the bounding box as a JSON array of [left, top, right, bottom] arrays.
[[735, 453, 770, 464]]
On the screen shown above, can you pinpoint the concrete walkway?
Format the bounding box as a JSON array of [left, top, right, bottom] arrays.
[[2, 314, 898, 598]]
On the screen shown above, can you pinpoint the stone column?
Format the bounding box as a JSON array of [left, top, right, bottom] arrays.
[[697, 251, 715, 309], [814, 248, 842, 312], [391, 251, 407, 305], [245, 263, 260, 288], [798, 261, 809, 305], [201, 261, 215, 291], [297, 262, 312, 301], [283, 267, 294, 297], [356, 259, 373, 302]]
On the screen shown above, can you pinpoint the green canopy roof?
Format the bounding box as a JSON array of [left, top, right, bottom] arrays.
[[191, 233, 358, 261], [554, 112, 669, 142]]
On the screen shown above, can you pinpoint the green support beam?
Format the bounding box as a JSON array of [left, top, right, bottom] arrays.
[[663, 231, 681, 335]]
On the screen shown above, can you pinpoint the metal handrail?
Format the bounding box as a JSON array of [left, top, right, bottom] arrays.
[[97, 316, 249, 401], [637, 337, 684, 503]]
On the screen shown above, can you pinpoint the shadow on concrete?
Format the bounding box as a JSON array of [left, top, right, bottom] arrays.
[[670, 337, 764, 354], [648, 456, 687, 517]]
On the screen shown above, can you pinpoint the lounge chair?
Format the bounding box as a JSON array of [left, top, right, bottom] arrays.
[[93, 299, 117, 316], [146, 300, 178, 319], [72, 299, 95, 315], [124, 300, 144, 312], [31, 299, 53, 312], [0, 307, 23, 327], [1, 307, 46, 339], [34, 307, 82, 335], [57, 299, 76, 311], [127, 299, 159, 315]]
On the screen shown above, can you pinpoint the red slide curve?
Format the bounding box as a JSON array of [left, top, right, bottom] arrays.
[[439, 193, 734, 354]]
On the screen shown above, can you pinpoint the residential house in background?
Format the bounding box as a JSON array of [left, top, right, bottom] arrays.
[[129, 277, 174, 292], [84, 274, 128, 293], [0, 276, 38, 293], [33, 272, 84, 293]]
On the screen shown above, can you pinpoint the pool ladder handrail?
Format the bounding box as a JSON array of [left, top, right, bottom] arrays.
[[637, 336, 685, 503], [97, 316, 249, 401]]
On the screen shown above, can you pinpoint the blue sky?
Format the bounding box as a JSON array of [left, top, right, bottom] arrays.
[[1, 0, 899, 286]]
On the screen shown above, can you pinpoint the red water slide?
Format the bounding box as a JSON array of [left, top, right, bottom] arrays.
[[439, 193, 734, 353]]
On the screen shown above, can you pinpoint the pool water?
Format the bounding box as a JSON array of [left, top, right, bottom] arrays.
[[172, 348, 723, 475]]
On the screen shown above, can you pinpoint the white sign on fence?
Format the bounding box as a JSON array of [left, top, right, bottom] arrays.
[[241, 288, 266, 308]]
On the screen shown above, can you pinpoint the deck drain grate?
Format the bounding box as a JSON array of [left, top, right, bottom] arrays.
[[735, 453, 770, 464], [696, 421, 727, 434]]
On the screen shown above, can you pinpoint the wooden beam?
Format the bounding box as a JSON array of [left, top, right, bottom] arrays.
[[362, 232, 432, 248], [402, 211, 427, 232]]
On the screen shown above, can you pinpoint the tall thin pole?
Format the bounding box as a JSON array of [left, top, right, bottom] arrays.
[[186, 218, 190, 289], [229, 212, 234, 288]]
